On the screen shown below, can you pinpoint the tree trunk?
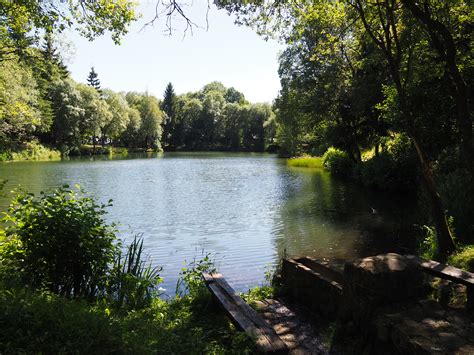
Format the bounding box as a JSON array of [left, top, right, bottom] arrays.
[[412, 137, 456, 258]]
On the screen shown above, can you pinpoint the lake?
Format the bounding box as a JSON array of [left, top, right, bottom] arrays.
[[0, 152, 419, 294]]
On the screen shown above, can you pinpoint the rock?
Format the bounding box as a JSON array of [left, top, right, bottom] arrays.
[[343, 253, 425, 306]]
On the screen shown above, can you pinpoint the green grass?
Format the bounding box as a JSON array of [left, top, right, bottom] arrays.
[[1, 142, 61, 162], [448, 245, 474, 272], [287, 156, 324, 168]]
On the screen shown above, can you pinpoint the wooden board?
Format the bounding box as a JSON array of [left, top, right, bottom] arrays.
[[405, 255, 474, 286], [284, 258, 343, 291], [202, 272, 288, 354]]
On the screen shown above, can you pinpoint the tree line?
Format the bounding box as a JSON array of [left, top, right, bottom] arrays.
[[0, 34, 275, 156], [161, 81, 276, 152]]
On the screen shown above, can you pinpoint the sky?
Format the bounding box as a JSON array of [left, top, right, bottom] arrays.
[[65, 1, 284, 103]]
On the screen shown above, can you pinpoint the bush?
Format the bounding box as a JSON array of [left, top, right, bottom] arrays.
[[0, 142, 61, 161], [1, 186, 117, 298], [448, 245, 474, 272], [359, 134, 418, 191], [176, 253, 217, 297], [322, 147, 354, 177]]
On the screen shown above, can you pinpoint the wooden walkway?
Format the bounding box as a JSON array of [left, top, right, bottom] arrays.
[[202, 272, 288, 354]]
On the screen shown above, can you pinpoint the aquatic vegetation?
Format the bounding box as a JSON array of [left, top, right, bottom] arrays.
[[287, 156, 324, 169]]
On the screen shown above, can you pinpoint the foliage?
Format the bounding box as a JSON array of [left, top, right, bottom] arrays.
[[419, 216, 456, 260], [0, 141, 61, 162], [0, 287, 255, 354], [359, 134, 418, 191], [1, 186, 117, 298], [419, 225, 438, 261], [0, 0, 137, 62], [287, 156, 323, 169], [87, 67, 102, 94], [322, 147, 354, 177], [176, 253, 217, 297], [448, 246, 474, 272], [0, 56, 44, 149]]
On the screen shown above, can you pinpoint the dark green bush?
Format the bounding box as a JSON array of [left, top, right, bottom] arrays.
[[322, 147, 355, 177], [359, 134, 418, 191], [1, 186, 117, 298]]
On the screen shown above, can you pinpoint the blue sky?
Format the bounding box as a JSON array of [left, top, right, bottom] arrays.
[[65, 1, 284, 103]]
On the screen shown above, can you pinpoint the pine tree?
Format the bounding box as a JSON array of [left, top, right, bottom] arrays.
[[87, 67, 102, 94], [161, 82, 176, 149], [42, 33, 69, 79]]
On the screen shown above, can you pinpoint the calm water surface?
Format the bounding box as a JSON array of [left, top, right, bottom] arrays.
[[0, 153, 418, 293]]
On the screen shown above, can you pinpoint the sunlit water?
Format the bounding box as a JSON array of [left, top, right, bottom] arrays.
[[0, 153, 418, 294]]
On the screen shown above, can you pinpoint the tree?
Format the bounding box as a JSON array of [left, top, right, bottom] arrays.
[[219, 0, 468, 256], [0, 0, 137, 62], [76, 84, 111, 150], [102, 90, 130, 145], [225, 87, 246, 104], [120, 107, 142, 148], [87, 67, 102, 94], [161, 82, 177, 149], [49, 78, 84, 152], [0, 56, 43, 149], [138, 95, 164, 150]]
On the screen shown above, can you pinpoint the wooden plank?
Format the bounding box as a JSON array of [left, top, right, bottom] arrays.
[[202, 272, 288, 354], [296, 257, 344, 285], [285, 258, 343, 291], [406, 255, 474, 286], [212, 274, 277, 330]]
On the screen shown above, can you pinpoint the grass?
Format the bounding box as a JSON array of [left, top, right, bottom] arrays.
[[1, 142, 61, 162], [287, 156, 324, 168]]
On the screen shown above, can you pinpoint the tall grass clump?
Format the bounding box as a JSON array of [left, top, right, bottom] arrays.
[[287, 156, 324, 168], [107, 235, 162, 311]]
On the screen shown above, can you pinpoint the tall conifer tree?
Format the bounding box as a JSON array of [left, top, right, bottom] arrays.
[[87, 67, 102, 94], [161, 82, 176, 149]]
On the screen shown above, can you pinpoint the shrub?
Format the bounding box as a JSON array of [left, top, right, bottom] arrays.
[[9, 141, 61, 161], [322, 147, 354, 177], [1, 186, 117, 298], [176, 253, 217, 297], [359, 134, 418, 191], [448, 246, 474, 272]]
